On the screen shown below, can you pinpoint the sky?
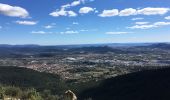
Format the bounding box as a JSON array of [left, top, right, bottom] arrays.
[[0, 0, 170, 45]]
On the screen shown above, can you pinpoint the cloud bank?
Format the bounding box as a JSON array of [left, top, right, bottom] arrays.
[[99, 7, 170, 17]]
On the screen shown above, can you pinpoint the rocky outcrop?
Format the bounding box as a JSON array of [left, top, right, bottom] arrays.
[[64, 90, 77, 100]]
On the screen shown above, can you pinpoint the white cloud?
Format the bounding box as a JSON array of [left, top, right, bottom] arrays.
[[95, 10, 99, 13], [73, 22, 79, 25], [61, 31, 79, 34], [99, 7, 170, 17], [135, 22, 149, 25], [49, 9, 67, 17], [61, 0, 94, 9], [61, 4, 71, 9], [68, 11, 77, 17], [0, 3, 29, 18], [44, 25, 53, 29], [80, 29, 88, 32], [127, 25, 155, 29], [50, 9, 77, 17], [62, 0, 81, 9], [137, 7, 170, 15], [52, 0, 95, 17], [79, 7, 95, 14], [119, 8, 137, 16], [44, 23, 56, 29], [127, 21, 170, 29], [71, 1, 81, 6], [31, 31, 46, 34], [15, 21, 37, 25], [154, 22, 170, 26], [31, 31, 52, 34], [165, 16, 170, 20], [105, 31, 132, 35], [98, 9, 119, 17], [131, 18, 144, 21]]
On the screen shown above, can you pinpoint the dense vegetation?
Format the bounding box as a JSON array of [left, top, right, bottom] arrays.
[[0, 66, 98, 100], [0, 66, 68, 95], [79, 67, 170, 100], [1, 65, 170, 100]]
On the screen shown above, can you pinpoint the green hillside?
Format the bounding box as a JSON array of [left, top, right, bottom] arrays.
[[79, 67, 170, 100], [0, 66, 68, 95]]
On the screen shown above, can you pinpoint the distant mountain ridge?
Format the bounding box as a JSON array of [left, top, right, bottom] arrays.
[[149, 43, 170, 49], [0, 43, 170, 58], [0, 43, 154, 48]]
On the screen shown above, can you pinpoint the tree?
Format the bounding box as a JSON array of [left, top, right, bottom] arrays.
[[27, 88, 43, 100], [0, 85, 5, 99]]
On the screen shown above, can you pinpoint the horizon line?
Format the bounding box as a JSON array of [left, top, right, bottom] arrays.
[[0, 42, 169, 46]]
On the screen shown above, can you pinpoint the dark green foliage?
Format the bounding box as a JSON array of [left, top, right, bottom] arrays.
[[0, 86, 45, 100], [4, 86, 22, 98], [79, 67, 170, 100], [2, 66, 170, 100], [26, 88, 43, 100], [0, 66, 68, 94]]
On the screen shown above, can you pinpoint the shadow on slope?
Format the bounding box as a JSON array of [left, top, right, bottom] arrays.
[[79, 67, 170, 100]]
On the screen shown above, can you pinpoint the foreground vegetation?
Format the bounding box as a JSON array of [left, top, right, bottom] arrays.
[[0, 66, 97, 100], [1, 66, 170, 100], [79, 66, 170, 100], [0, 86, 60, 100]]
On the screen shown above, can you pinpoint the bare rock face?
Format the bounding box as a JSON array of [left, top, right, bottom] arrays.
[[64, 90, 77, 100]]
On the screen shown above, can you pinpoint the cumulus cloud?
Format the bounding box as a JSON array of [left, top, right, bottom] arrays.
[[68, 11, 77, 17], [15, 21, 37, 25], [165, 16, 170, 20], [79, 7, 95, 14], [98, 9, 119, 17], [62, 0, 82, 9], [49, 9, 77, 17], [137, 7, 170, 15], [50, 9, 67, 17], [119, 8, 137, 16], [105, 31, 132, 35], [71, 1, 81, 6], [0, 3, 29, 18], [61, 0, 94, 9], [52, 0, 95, 17], [127, 21, 170, 29], [135, 22, 149, 25]]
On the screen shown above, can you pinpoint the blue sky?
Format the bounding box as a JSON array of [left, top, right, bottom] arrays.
[[0, 0, 170, 45]]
